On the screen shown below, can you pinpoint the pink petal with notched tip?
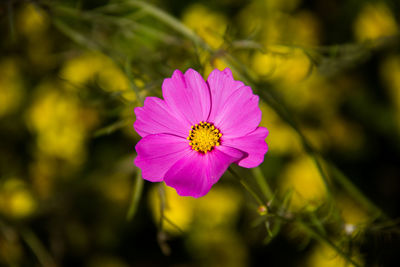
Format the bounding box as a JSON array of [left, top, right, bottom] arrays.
[[222, 127, 269, 168], [162, 69, 211, 125], [134, 134, 190, 182], [134, 97, 191, 138], [211, 86, 262, 138], [207, 68, 245, 121], [164, 146, 244, 198]]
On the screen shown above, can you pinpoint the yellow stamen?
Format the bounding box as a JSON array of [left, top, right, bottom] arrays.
[[187, 121, 222, 153]]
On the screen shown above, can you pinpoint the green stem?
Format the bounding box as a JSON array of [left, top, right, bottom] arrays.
[[228, 167, 264, 206], [257, 88, 333, 197], [53, 19, 99, 49], [7, 1, 16, 42], [126, 170, 144, 220], [309, 152, 332, 199], [157, 183, 166, 230], [300, 222, 361, 267], [251, 167, 273, 201], [20, 228, 57, 267], [125, 0, 207, 50], [328, 163, 388, 219], [156, 184, 171, 255]]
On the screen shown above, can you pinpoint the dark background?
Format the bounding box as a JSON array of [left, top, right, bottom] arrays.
[[0, 0, 399, 266]]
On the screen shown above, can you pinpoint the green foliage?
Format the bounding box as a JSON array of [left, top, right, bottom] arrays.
[[1, 0, 400, 266]]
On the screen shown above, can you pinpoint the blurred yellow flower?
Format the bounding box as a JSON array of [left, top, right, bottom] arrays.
[[292, 11, 320, 46], [237, 2, 264, 37], [0, 178, 37, 219], [17, 3, 54, 70], [182, 4, 227, 49], [252, 46, 311, 84], [148, 183, 242, 235], [307, 243, 363, 267], [185, 186, 245, 267], [181, 4, 230, 73], [281, 72, 341, 118], [354, 2, 398, 42], [60, 53, 104, 85], [0, 58, 24, 117], [195, 186, 242, 229], [337, 195, 369, 235], [148, 182, 245, 267], [239, 3, 319, 46], [187, 230, 248, 267], [60, 52, 135, 101], [203, 59, 230, 78], [279, 155, 327, 211], [262, 0, 301, 12], [26, 81, 91, 165], [148, 184, 195, 235], [17, 3, 49, 39], [259, 71, 355, 153], [259, 102, 302, 155]]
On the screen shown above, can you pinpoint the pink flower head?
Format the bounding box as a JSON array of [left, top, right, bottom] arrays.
[[134, 68, 268, 198]]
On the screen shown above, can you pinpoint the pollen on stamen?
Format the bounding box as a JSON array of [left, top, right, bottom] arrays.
[[187, 121, 222, 153]]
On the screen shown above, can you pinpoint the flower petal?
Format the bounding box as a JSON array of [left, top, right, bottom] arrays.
[[223, 127, 269, 168], [164, 146, 244, 198], [207, 68, 245, 121], [134, 97, 191, 138], [211, 86, 262, 138], [134, 134, 190, 182], [162, 69, 211, 125]]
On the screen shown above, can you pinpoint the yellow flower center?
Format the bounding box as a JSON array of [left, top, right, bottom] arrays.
[[187, 121, 222, 153]]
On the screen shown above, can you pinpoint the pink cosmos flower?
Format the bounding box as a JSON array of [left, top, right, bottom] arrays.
[[134, 68, 268, 198]]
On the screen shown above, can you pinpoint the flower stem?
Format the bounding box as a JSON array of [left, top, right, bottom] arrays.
[[228, 167, 264, 206], [125, 0, 207, 50], [299, 222, 362, 267], [20, 227, 57, 267], [328, 162, 388, 219], [309, 152, 332, 199], [126, 169, 144, 220], [251, 167, 273, 201]]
